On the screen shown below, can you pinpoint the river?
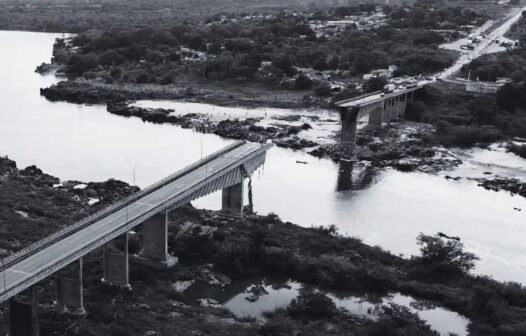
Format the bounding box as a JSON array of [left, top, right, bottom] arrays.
[[0, 30, 525, 285]]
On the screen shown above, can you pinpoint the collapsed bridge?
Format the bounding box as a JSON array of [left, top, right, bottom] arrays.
[[0, 140, 272, 336]]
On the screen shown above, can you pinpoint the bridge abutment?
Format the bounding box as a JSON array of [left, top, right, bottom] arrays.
[[54, 258, 85, 314], [135, 212, 177, 268], [9, 286, 39, 336], [102, 233, 131, 289], [222, 182, 244, 217]]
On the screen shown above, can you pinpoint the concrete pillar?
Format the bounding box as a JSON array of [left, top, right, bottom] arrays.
[[136, 213, 177, 268], [102, 233, 130, 289], [382, 99, 391, 124], [339, 107, 359, 147], [54, 258, 85, 314], [399, 94, 408, 117], [9, 286, 39, 336], [391, 96, 399, 120], [222, 182, 244, 217], [368, 106, 384, 127]]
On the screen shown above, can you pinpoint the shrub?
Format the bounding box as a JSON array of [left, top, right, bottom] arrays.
[[314, 83, 331, 97], [295, 74, 313, 90], [414, 233, 479, 276], [135, 73, 150, 84], [288, 289, 338, 319]]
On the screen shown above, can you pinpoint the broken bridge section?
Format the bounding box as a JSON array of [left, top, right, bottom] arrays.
[[0, 140, 272, 336]]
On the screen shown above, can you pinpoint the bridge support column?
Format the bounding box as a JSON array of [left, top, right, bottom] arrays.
[[399, 94, 408, 118], [391, 96, 399, 120], [136, 212, 177, 268], [222, 182, 244, 217], [339, 107, 358, 149], [102, 233, 130, 289], [383, 99, 392, 124], [369, 106, 384, 128], [54, 258, 85, 314], [9, 286, 39, 336]]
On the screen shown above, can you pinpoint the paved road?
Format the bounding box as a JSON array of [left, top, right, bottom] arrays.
[[0, 141, 268, 303], [338, 5, 526, 109], [439, 6, 526, 81]]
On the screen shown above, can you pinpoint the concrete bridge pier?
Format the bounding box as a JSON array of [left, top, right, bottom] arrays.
[[391, 96, 400, 120], [9, 286, 39, 336], [382, 99, 390, 123], [136, 212, 178, 268], [54, 258, 85, 314], [102, 233, 131, 289], [339, 107, 359, 148], [222, 182, 244, 217], [400, 93, 408, 117], [369, 105, 385, 128], [408, 91, 414, 104]]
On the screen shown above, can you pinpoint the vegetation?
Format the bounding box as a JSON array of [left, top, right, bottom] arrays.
[[387, 1, 487, 30], [407, 82, 526, 146], [2, 157, 526, 335], [463, 12, 526, 114]]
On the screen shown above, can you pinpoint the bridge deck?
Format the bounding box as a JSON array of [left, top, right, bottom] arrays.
[[0, 141, 271, 303], [337, 86, 420, 108]]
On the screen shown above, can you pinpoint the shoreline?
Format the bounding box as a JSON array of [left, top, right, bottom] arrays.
[[2, 156, 526, 335]]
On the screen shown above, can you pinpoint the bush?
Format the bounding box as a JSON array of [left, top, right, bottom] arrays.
[[414, 233, 479, 277], [160, 73, 174, 85], [367, 304, 440, 336], [288, 289, 338, 319], [448, 126, 503, 147], [295, 74, 313, 90], [314, 83, 331, 97], [507, 143, 526, 159], [135, 73, 150, 84], [405, 101, 426, 122]]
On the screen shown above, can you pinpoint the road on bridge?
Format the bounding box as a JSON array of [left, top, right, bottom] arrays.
[[0, 141, 270, 303]]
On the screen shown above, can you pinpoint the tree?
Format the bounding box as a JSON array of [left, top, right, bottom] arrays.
[[313, 59, 329, 71], [272, 55, 296, 77], [328, 55, 340, 70], [314, 83, 331, 97], [405, 101, 426, 121], [135, 73, 150, 84], [416, 234, 479, 275], [363, 76, 387, 93], [99, 50, 124, 66], [295, 74, 313, 90]]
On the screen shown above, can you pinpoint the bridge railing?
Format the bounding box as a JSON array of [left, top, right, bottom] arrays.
[[0, 140, 246, 270], [334, 90, 382, 107]]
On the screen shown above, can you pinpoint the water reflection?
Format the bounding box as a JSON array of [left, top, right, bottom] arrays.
[[1, 31, 526, 282], [179, 278, 468, 336], [336, 160, 377, 192]]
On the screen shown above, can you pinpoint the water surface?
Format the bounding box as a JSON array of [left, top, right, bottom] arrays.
[[1, 31, 525, 283]]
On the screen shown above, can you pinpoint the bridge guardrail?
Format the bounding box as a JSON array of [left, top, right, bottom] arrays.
[[0, 141, 246, 270]]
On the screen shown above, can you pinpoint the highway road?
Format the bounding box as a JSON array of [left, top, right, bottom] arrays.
[[439, 6, 526, 81], [0, 141, 269, 303], [338, 5, 526, 109]]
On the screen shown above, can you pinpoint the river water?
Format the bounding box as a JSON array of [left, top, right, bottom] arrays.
[[1, 31, 526, 285]]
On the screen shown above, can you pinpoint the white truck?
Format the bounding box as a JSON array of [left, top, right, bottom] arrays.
[[383, 84, 396, 93]]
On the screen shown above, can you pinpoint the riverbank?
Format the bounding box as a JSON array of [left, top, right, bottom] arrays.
[[1, 156, 526, 335], [39, 82, 464, 172]]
